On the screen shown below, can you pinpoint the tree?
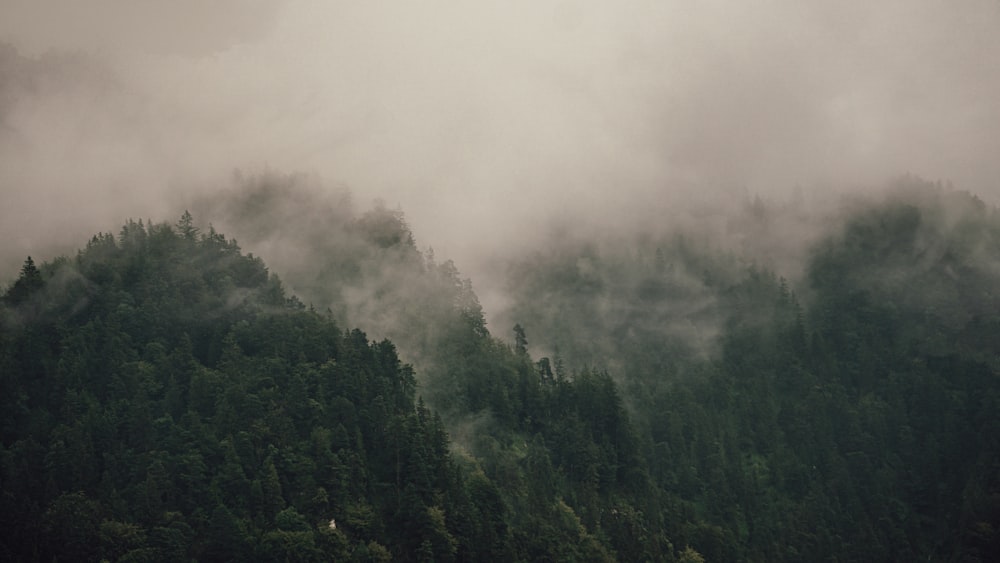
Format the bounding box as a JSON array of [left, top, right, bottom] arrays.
[[203, 504, 252, 562], [41, 491, 102, 562], [261, 455, 285, 519], [678, 545, 706, 563], [513, 324, 528, 356], [176, 211, 198, 240], [5, 256, 44, 306]]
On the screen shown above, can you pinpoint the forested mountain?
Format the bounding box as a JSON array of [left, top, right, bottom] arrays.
[[0, 210, 653, 561], [503, 178, 1000, 561], [2, 177, 999, 561]]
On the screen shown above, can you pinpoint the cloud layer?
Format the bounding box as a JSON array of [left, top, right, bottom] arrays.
[[2, 1, 999, 292]]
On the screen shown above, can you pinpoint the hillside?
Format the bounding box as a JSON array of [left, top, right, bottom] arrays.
[[2, 178, 1000, 561], [501, 179, 1000, 561], [0, 213, 648, 561]]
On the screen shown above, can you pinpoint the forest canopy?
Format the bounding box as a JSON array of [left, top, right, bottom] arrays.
[[2, 177, 999, 561]]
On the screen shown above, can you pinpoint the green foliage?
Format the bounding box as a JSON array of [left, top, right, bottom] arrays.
[[497, 181, 1000, 561], [4, 256, 44, 307], [0, 214, 481, 561], [4, 179, 1000, 561]]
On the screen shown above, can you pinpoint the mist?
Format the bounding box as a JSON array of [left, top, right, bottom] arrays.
[[3, 0, 1000, 321]]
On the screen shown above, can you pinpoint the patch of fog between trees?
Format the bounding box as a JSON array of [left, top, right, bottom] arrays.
[[184, 172, 853, 377]]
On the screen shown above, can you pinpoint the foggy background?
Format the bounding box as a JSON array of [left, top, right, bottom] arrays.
[[3, 0, 999, 320]]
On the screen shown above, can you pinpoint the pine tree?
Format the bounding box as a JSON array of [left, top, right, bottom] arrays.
[[514, 324, 528, 356], [176, 211, 198, 240], [5, 256, 44, 306]]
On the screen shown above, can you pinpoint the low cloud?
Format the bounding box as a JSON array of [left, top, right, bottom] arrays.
[[2, 1, 999, 317]]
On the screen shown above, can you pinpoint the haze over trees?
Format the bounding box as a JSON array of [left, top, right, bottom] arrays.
[[3, 1, 1000, 560], [2, 174, 999, 561]]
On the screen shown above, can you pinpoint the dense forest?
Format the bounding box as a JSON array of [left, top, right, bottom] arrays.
[[2, 176, 1000, 561]]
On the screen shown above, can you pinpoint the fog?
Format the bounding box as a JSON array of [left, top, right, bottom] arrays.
[[3, 0, 1000, 319]]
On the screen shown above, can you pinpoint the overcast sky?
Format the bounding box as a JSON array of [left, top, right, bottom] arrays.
[[2, 0, 1000, 281]]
